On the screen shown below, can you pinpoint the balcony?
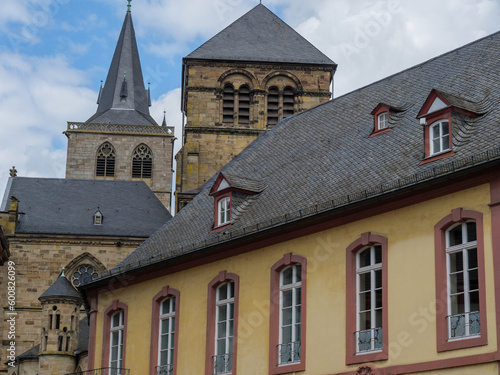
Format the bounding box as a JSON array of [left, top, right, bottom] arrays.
[[447, 311, 480, 338], [66, 368, 129, 375], [355, 328, 382, 353], [213, 353, 232, 374], [277, 341, 301, 365], [156, 364, 173, 375]]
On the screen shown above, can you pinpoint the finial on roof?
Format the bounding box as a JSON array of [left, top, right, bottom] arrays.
[[162, 111, 167, 127], [9, 166, 17, 177], [127, 0, 132, 12], [148, 82, 152, 107], [61, 267, 65, 277]]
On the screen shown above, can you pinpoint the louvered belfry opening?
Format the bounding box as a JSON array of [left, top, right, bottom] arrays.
[[132, 144, 153, 178], [283, 87, 295, 119], [223, 85, 235, 124], [267, 87, 279, 126], [96, 142, 116, 177], [238, 85, 250, 124]]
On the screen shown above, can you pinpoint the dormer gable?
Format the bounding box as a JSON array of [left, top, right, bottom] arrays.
[[370, 103, 403, 135], [417, 89, 481, 120]]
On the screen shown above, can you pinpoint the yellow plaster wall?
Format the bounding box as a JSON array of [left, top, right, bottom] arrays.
[[93, 183, 496, 374]]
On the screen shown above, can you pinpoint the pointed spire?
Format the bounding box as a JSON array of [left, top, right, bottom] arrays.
[[87, 6, 158, 126], [148, 82, 152, 107], [97, 80, 104, 105], [162, 111, 167, 127]]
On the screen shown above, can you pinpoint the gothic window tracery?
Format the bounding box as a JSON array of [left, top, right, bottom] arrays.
[[132, 144, 153, 178], [96, 142, 116, 177], [71, 264, 99, 287]]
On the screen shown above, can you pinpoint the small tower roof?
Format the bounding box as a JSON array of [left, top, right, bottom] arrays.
[[39, 272, 82, 301], [186, 4, 336, 66], [87, 6, 158, 126]]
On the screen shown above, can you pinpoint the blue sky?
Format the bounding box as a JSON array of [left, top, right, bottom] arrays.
[[0, 0, 499, 199]]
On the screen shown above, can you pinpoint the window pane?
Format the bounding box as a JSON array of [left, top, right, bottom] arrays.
[[359, 291, 371, 311], [112, 331, 119, 346], [449, 252, 463, 272], [295, 287, 301, 304], [432, 124, 440, 139], [217, 338, 226, 355], [160, 350, 168, 366], [161, 334, 168, 350], [218, 284, 227, 301], [451, 293, 465, 315], [282, 290, 292, 308], [217, 322, 226, 338], [295, 306, 301, 323], [375, 290, 382, 309], [282, 307, 293, 325], [375, 309, 382, 328], [282, 326, 292, 344], [228, 282, 234, 298], [295, 322, 301, 341], [282, 267, 293, 285], [359, 273, 371, 292], [442, 135, 450, 150], [469, 269, 479, 291], [228, 303, 234, 320], [229, 319, 234, 336], [468, 248, 478, 269], [161, 319, 169, 334], [359, 311, 371, 331], [295, 265, 302, 282], [374, 245, 382, 264], [359, 249, 371, 267], [450, 272, 464, 294], [448, 225, 463, 246], [470, 291, 480, 312], [218, 305, 227, 321], [467, 222, 477, 242], [442, 121, 449, 136], [375, 270, 382, 288], [171, 317, 175, 332]]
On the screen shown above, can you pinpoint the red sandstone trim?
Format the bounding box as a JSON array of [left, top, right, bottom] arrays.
[[345, 233, 389, 365], [419, 150, 455, 165], [422, 112, 453, 159], [269, 253, 307, 375], [369, 127, 391, 137], [87, 293, 98, 370], [149, 286, 180, 375], [102, 300, 128, 370], [434, 209, 487, 352], [205, 271, 240, 375]]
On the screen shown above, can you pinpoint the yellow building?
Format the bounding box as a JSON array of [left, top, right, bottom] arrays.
[[80, 31, 500, 375]]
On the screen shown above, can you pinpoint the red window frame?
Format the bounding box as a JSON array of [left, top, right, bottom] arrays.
[[150, 286, 180, 375], [346, 233, 388, 365], [205, 271, 240, 375], [269, 253, 307, 375], [370, 104, 392, 136], [434, 208, 487, 352], [102, 300, 128, 370]]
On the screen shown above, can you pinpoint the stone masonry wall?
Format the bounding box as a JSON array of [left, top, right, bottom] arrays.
[[0, 234, 143, 374], [65, 132, 173, 209]]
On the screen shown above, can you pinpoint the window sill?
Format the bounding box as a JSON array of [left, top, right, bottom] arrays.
[[346, 349, 387, 365], [369, 127, 391, 137], [438, 334, 487, 352], [270, 362, 304, 375], [419, 149, 454, 165], [210, 223, 232, 233]]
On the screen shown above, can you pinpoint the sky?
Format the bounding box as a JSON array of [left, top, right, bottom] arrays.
[[0, 0, 499, 200]]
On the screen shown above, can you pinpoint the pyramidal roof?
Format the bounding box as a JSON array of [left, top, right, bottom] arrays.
[[186, 4, 336, 66], [87, 7, 157, 126]]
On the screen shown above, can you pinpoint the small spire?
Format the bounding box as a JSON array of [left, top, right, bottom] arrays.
[[148, 82, 152, 107], [127, 0, 132, 12], [61, 267, 65, 277], [120, 72, 128, 98], [162, 111, 167, 127], [97, 80, 104, 105], [9, 166, 17, 177]]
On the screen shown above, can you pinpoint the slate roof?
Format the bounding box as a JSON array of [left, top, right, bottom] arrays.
[[86, 9, 157, 126], [186, 4, 336, 66], [1, 178, 171, 237], [94, 31, 500, 278], [39, 274, 82, 300]]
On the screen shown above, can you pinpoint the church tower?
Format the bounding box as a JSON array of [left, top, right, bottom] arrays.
[[64, 2, 175, 209], [38, 271, 82, 375], [176, 4, 337, 210]]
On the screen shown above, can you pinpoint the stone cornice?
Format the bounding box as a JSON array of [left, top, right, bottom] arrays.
[[185, 86, 331, 98], [7, 234, 145, 247], [184, 59, 336, 72], [65, 122, 174, 137], [185, 126, 266, 136]]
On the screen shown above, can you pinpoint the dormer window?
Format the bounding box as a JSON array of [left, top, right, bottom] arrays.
[[430, 120, 450, 155], [217, 196, 231, 226], [378, 112, 388, 130], [94, 210, 103, 225], [370, 104, 395, 135], [417, 89, 481, 164]]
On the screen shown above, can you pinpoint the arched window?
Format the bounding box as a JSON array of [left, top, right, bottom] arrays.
[[96, 142, 116, 177], [132, 144, 153, 179], [222, 85, 235, 124], [238, 85, 250, 124], [267, 87, 279, 126], [283, 87, 295, 119]]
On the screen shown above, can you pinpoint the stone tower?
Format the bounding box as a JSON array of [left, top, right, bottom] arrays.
[[64, 4, 175, 209], [38, 271, 82, 375], [176, 4, 337, 210]]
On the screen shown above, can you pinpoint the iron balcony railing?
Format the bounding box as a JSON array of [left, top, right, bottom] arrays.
[[156, 364, 173, 375], [277, 341, 301, 365], [447, 311, 480, 338], [355, 328, 382, 353], [213, 353, 232, 374], [66, 368, 129, 375]]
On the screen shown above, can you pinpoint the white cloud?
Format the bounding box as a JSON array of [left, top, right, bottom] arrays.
[[0, 53, 96, 196]]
